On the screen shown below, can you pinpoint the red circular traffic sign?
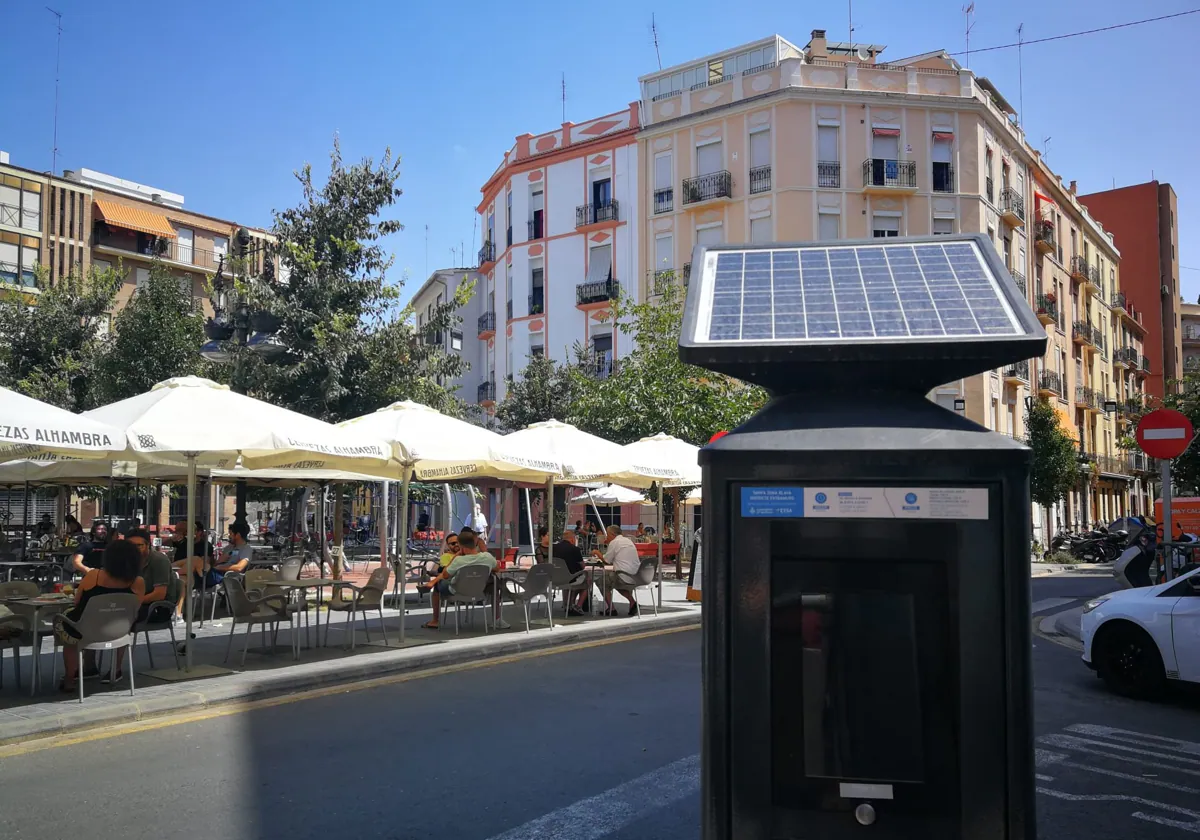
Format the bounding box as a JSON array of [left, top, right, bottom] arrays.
[[1136, 409, 1194, 460]]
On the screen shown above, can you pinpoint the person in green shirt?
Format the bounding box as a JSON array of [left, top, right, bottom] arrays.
[[419, 531, 505, 629]]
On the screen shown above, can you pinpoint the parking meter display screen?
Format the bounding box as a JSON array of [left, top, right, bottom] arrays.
[[768, 519, 956, 805]]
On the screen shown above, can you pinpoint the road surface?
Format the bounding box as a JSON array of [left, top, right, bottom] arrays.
[[2, 574, 1198, 839]]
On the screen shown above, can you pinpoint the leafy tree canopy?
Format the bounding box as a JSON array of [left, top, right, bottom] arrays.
[[1026, 396, 1079, 508], [0, 265, 120, 410]]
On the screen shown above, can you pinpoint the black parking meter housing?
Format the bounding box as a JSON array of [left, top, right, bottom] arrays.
[[684, 235, 1046, 840]]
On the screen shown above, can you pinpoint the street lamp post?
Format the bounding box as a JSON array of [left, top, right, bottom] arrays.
[[200, 227, 289, 531]]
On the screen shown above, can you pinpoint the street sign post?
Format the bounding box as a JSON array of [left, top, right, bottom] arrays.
[[1136, 409, 1194, 581]]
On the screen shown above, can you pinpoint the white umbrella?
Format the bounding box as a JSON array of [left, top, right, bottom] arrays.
[[683, 488, 702, 507], [340, 401, 562, 642], [0, 386, 126, 459], [85, 376, 392, 671], [567, 484, 646, 506], [622, 433, 702, 606]]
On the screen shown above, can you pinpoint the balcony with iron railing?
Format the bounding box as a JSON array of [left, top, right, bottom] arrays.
[[576, 200, 620, 227], [478, 240, 496, 267], [817, 161, 841, 189], [477, 311, 496, 337], [1096, 454, 1131, 477], [477, 380, 496, 404], [1035, 293, 1058, 326], [1092, 327, 1107, 357], [528, 291, 544, 315], [1069, 318, 1088, 344], [1038, 369, 1062, 396], [1075, 385, 1099, 411], [986, 176, 994, 204], [506, 299, 513, 321], [749, 165, 772, 195], [1034, 219, 1056, 255], [862, 159, 917, 192], [1139, 355, 1151, 375], [1003, 359, 1030, 382], [932, 162, 955, 193], [1114, 347, 1139, 368], [527, 216, 544, 240], [682, 171, 733, 206], [653, 188, 674, 214], [649, 268, 680, 295], [999, 187, 1025, 226], [1010, 269, 1027, 297], [576, 278, 619, 307], [1184, 325, 1200, 344], [93, 229, 224, 270], [1070, 256, 1102, 293], [1128, 451, 1159, 475], [581, 349, 615, 380]]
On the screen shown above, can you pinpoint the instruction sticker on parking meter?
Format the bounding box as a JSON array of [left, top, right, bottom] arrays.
[[740, 486, 988, 519]]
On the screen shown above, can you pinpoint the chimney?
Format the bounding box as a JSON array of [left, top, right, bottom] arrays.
[[1069, 180, 1077, 195], [808, 29, 828, 58]]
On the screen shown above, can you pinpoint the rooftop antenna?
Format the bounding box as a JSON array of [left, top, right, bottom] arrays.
[[848, 0, 854, 49], [962, 3, 976, 68], [651, 13, 662, 70], [561, 73, 566, 123], [1016, 23, 1024, 126], [424, 224, 429, 278], [1042, 135, 1052, 159], [46, 7, 63, 174]]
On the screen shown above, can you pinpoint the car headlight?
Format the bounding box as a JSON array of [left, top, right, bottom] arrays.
[[1083, 596, 1111, 614]]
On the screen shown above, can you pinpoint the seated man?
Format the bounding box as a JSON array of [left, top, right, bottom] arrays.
[[554, 529, 590, 615], [592, 524, 641, 617], [175, 521, 253, 594], [419, 531, 506, 629], [113, 528, 177, 675]]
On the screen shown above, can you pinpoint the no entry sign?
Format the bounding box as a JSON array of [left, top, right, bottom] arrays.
[[1136, 409, 1195, 460]]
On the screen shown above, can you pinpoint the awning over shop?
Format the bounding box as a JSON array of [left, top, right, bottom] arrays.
[[93, 198, 176, 239], [1055, 404, 1079, 442]]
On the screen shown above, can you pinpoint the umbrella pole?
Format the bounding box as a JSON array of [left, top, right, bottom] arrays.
[[524, 488, 535, 552], [586, 490, 603, 529], [378, 481, 389, 570], [399, 471, 411, 643], [184, 455, 197, 672], [21, 480, 28, 559], [546, 477, 555, 570], [657, 490, 664, 608]]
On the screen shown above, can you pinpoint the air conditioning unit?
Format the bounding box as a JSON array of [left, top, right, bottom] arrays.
[[1162, 284, 1170, 297]]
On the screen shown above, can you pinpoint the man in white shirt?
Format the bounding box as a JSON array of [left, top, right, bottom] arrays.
[[592, 524, 642, 616]]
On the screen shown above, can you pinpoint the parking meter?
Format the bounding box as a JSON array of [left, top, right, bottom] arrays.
[[681, 235, 1046, 840]]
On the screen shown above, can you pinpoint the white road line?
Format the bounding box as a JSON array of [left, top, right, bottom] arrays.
[[483, 754, 699, 840], [1031, 597, 1077, 614], [1039, 733, 1200, 771], [1037, 787, 1200, 833], [1068, 724, 1200, 757], [1035, 774, 1056, 782], [1059, 758, 1198, 793]]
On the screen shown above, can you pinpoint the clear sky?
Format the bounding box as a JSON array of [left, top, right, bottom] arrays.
[[1, 0, 1197, 304]]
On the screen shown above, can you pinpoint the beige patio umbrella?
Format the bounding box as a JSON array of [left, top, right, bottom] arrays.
[[0, 386, 126, 459], [85, 376, 392, 671], [622, 433, 702, 605], [339, 401, 561, 641]]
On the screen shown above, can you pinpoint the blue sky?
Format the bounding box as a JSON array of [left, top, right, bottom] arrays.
[[1, 0, 1197, 303]]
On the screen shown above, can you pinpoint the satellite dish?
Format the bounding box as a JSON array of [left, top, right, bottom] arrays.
[[856, 46, 871, 62]]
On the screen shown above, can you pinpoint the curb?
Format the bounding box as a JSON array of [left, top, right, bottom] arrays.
[[0, 610, 700, 746], [1052, 606, 1085, 643]]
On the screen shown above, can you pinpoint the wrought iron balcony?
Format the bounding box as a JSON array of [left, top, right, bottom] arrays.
[[1113, 291, 1129, 312], [1140, 355, 1151, 374], [576, 200, 620, 227], [653, 188, 674, 214], [1072, 320, 1094, 345], [576, 279, 619, 306], [1038, 369, 1062, 395], [1035, 293, 1058, 324], [1034, 220, 1057, 255], [649, 268, 680, 295], [581, 349, 615, 380], [478, 240, 496, 266], [1096, 454, 1130, 477], [817, 161, 841, 189], [932, 162, 955, 193], [506, 299, 513, 321], [749, 165, 771, 195], [682, 171, 732, 205], [862, 159, 917, 190], [477, 311, 496, 336], [999, 187, 1025, 224], [1011, 270, 1027, 297], [1003, 359, 1030, 381], [1115, 347, 1138, 367], [528, 292, 544, 315], [477, 380, 496, 403], [527, 217, 544, 240], [986, 176, 994, 204], [1075, 385, 1098, 410]]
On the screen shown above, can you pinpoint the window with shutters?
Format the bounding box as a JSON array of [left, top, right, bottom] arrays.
[[696, 225, 723, 247], [817, 126, 840, 187], [749, 130, 771, 194], [872, 215, 900, 238], [818, 213, 840, 241], [932, 218, 954, 236], [696, 142, 722, 176], [750, 216, 771, 244], [654, 153, 673, 213]]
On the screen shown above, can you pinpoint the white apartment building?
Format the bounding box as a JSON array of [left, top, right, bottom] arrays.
[[411, 267, 486, 403]]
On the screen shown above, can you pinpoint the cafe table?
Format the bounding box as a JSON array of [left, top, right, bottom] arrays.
[[264, 579, 337, 654], [1, 592, 74, 695]]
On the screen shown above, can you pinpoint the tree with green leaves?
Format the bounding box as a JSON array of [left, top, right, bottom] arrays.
[[91, 262, 208, 405], [567, 277, 768, 446], [235, 139, 467, 422], [495, 353, 581, 431], [0, 265, 120, 410], [1150, 376, 1200, 494], [1026, 396, 1079, 511]]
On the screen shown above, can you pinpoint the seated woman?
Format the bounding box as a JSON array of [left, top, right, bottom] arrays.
[[54, 540, 145, 692]]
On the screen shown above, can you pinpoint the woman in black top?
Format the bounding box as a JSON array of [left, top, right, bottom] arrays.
[[54, 540, 144, 691]]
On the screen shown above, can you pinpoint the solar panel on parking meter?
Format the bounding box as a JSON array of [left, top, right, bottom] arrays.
[[688, 234, 1045, 840]]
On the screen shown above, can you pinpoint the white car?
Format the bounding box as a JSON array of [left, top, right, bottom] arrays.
[[1081, 566, 1200, 697]]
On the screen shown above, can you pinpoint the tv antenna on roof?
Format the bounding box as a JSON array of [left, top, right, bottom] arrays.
[[47, 7, 63, 175], [848, 0, 854, 52], [562, 73, 566, 123], [651, 13, 663, 70], [963, 3, 976, 67], [1042, 136, 1052, 159]]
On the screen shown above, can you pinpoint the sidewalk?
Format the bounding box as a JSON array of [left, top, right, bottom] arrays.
[[1030, 561, 1114, 577], [0, 576, 699, 745]]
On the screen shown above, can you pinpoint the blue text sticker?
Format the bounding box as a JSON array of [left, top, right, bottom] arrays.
[[741, 486, 804, 518]]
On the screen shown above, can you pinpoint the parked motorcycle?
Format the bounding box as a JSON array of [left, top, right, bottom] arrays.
[[1069, 525, 1127, 563]]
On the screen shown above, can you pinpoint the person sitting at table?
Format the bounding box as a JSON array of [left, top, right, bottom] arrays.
[[68, 521, 108, 576], [35, 513, 56, 540], [535, 526, 550, 564], [592, 524, 641, 617], [110, 527, 176, 675], [169, 520, 211, 620], [426, 533, 460, 578], [419, 530, 505, 630], [54, 539, 145, 692], [176, 521, 253, 594], [555, 529, 590, 616], [634, 522, 647, 543]]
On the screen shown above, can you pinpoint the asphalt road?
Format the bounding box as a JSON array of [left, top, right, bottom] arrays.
[[2, 576, 1198, 840]]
